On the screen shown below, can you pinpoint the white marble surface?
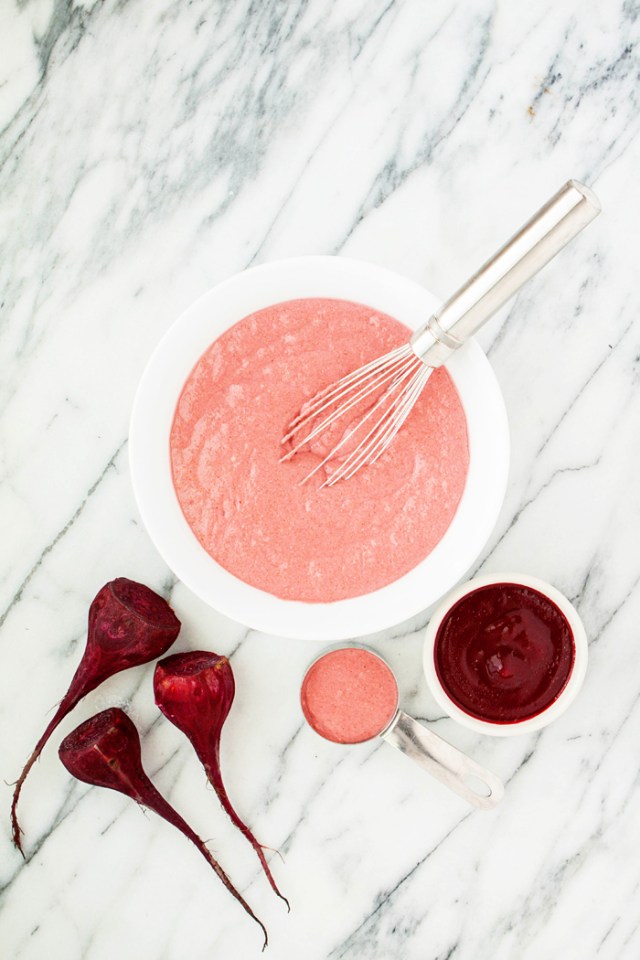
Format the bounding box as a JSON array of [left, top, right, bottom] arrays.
[[2, 1, 640, 957]]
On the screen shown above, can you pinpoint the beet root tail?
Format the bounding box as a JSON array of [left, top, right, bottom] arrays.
[[197, 833, 269, 949], [144, 784, 269, 948], [207, 764, 289, 911], [11, 691, 83, 855]]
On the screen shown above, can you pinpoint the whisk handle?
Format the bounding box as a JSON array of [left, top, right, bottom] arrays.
[[410, 179, 601, 366]]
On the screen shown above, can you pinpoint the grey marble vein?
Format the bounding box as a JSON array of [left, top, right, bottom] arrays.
[[2, 1, 640, 958]]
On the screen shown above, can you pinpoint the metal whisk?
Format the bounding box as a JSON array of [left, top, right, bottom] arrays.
[[281, 180, 600, 486]]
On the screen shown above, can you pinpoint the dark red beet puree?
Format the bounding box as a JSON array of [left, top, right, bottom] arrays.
[[434, 583, 575, 723]]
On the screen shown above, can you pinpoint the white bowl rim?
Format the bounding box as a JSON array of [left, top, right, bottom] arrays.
[[129, 255, 510, 641], [422, 572, 588, 736]]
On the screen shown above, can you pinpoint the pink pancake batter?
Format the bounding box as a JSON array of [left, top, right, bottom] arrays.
[[301, 647, 398, 743], [170, 298, 469, 602]]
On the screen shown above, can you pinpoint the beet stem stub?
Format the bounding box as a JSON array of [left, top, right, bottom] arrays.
[[11, 578, 181, 855], [59, 708, 267, 948], [154, 651, 288, 908]]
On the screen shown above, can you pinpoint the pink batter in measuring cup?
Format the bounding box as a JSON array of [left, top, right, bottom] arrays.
[[300, 645, 503, 809]]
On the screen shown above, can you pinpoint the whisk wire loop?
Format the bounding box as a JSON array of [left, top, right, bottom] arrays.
[[319, 358, 424, 487], [329, 364, 431, 485], [280, 342, 430, 486], [281, 345, 418, 461], [283, 343, 411, 436]]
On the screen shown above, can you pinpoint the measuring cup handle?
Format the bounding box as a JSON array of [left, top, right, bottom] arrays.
[[381, 710, 504, 809]]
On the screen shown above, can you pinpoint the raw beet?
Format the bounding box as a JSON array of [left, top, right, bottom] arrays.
[[11, 578, 181, 853], [59, 708, 267, 947], [154, 651, 287, 907]]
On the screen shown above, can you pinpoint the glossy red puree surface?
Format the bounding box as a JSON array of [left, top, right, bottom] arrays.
[[301, 648, 398, 744], [434, 583, 575, 723], [170, 298, 469, 602]]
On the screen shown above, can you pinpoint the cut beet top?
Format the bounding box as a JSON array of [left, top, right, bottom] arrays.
[[434, 583, 575, 724]]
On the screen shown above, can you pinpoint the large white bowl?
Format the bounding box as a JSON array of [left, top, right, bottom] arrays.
[[129, 256, 509, 641]]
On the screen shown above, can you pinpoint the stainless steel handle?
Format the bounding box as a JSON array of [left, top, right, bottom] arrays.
[[410, 179, 601, 366], [381, 710, 504, 809]]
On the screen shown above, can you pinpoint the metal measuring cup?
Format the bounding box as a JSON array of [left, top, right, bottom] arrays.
[[300, 645, 504, 809]]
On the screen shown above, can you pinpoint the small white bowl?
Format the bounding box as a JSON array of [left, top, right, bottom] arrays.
[[422, 573, 588, 736], [129, 256, 509, 641]]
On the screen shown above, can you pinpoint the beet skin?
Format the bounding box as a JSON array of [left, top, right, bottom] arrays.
[[11, 578, 181, 853], [154, 651, 287, 907], [59, 708, 267, 948]]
